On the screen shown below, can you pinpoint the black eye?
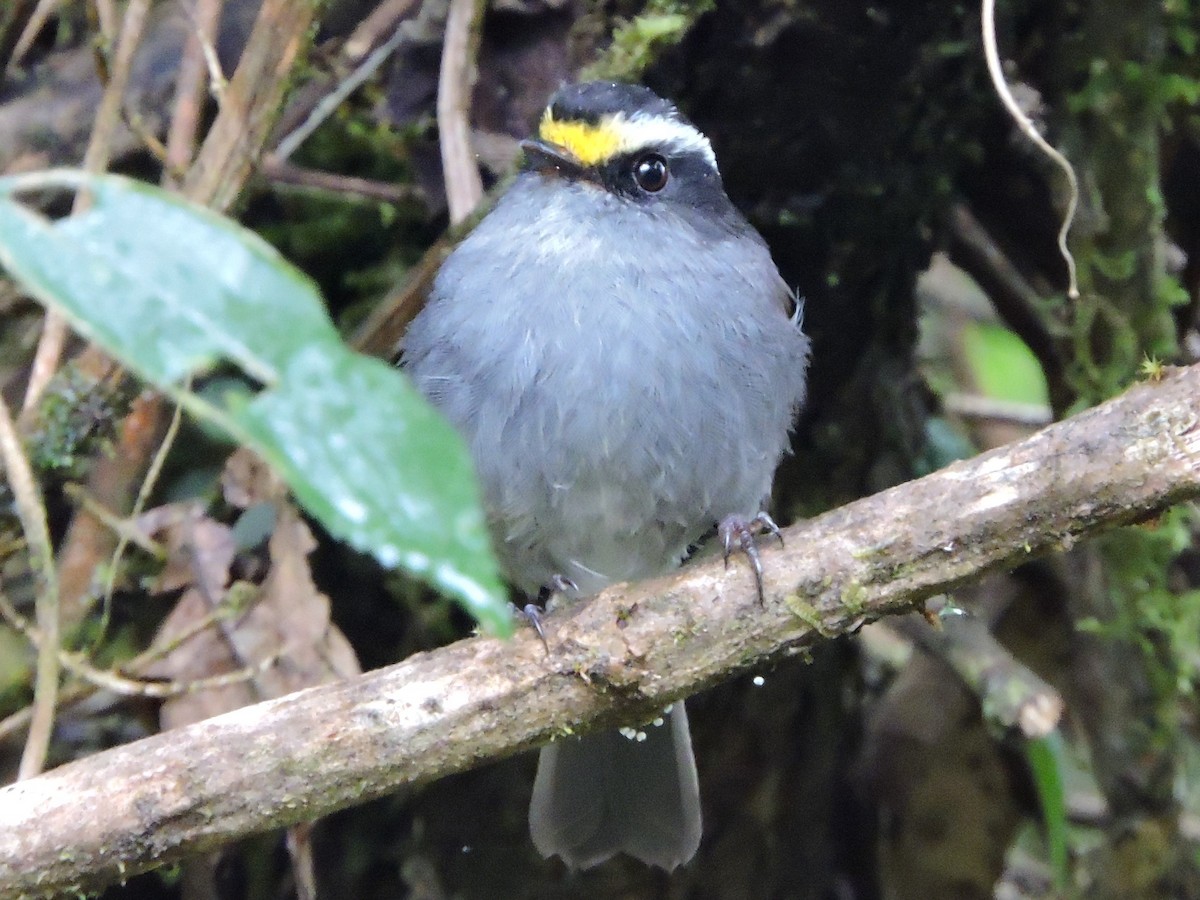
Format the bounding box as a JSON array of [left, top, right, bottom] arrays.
[[633, 154, 669, 192]]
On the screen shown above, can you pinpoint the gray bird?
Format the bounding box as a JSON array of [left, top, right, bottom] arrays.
[[401, 81, 810, 871]]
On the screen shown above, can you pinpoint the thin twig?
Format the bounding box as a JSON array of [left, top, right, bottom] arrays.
[[9, 0, 60, 69], [344, 0, 420, 59], [0, 589, 280, 704], [164, 0, 225, 187], [286, 823, 317, 900], [259, 156, 425, 205], [981, 0, 1079, 299], [77, 0, 152, 189], [0, 0, 38, 81], [436, 0, 484, 224], [21, 317, 70, 417], [97, 385, 188, 642], [62, 485, 167, 558], [0, 591, 265, 743], [0, 396, 60, 780], [120, 105, 171, 163], [99, 653, 282, 697], [92, 0, 118, 42], [21, 0, 153, 414], [172, 0, 228, 103], [942, 393, 1052, 428], [272, 9, 418, 162], [350, 233, 456, 357], [182, 0, 322, 211]]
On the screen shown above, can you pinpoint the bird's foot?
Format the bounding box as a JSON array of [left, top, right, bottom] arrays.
[[516, 602, 550, 653], [718, 512, 784, 606], [549, 573, 578, 596], [517, 575, 579, 654]]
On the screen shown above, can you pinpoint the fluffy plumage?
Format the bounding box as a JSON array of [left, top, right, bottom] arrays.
[[401, 81, 809, 870]]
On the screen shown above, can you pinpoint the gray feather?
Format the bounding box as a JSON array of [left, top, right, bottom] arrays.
[[401, 119, 809, 870], [530, 705, 701, 870]]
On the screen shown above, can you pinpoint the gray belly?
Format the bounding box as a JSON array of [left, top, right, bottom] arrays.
[[439, 326, 795, 597]]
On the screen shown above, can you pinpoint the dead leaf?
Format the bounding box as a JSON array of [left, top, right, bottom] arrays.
[[138, 502, 235, 594], [148, 477, 359, 729], [221, 448, 286, 509]]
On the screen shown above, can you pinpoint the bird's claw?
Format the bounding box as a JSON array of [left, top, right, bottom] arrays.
[[517, 574, 578, 655], [549, 573, 578, 595], [718, 512, 783, 606], [517, 603, 550, 653]]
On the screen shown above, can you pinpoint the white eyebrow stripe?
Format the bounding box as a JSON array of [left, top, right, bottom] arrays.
[[612, 112, 718, 169]]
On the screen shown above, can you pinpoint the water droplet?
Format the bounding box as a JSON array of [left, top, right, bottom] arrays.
[[374, 543, 401, 567], [337, 496, 368, 523]]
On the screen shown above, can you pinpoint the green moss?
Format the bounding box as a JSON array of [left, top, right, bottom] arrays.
[[581, 0, 716, 82], [24, 365, 135, 481], [1095, 508, 1200, 697], [840, 580, 868, 616], [670, 625, 695, 645], [246, 107, 433, 328], [784, 594, 838, 637], [1059, 0, 1198, 406]]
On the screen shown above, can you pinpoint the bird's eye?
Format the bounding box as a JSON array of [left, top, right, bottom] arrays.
[[633, 154, 669, 192]]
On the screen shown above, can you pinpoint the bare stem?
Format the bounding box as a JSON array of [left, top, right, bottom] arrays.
[[0, 396, 60, 780], [437, 0, 484, 224]]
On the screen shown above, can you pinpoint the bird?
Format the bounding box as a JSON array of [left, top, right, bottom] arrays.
[[401, 80, 810, 871]]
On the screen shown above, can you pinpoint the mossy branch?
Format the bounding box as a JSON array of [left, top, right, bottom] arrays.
[[2, 364, 1200, 897]]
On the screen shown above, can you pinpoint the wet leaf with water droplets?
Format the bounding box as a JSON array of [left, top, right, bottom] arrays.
[[0, 170, 510, 634]]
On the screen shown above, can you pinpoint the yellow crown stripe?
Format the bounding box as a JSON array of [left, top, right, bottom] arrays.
[[538, 112, 625, 166]]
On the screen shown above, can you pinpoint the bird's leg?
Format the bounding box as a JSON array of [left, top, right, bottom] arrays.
[[718, 511, 784, 605], [515, 574, 579, 654], [517, 602, 550, 653]]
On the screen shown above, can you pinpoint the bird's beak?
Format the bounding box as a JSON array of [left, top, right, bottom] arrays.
[[519, 138, 588, 180]]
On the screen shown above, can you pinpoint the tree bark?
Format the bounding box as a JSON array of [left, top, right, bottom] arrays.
[[2, 363, 1200, 898]]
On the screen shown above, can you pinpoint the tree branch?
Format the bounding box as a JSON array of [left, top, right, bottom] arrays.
[[3, 364, 1200, 897]]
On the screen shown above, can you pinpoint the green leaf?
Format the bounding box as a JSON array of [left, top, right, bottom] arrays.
[[962, 321, 1050, 406], [0, 170, 510, 634], [1025, 731, 1070, 890]]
